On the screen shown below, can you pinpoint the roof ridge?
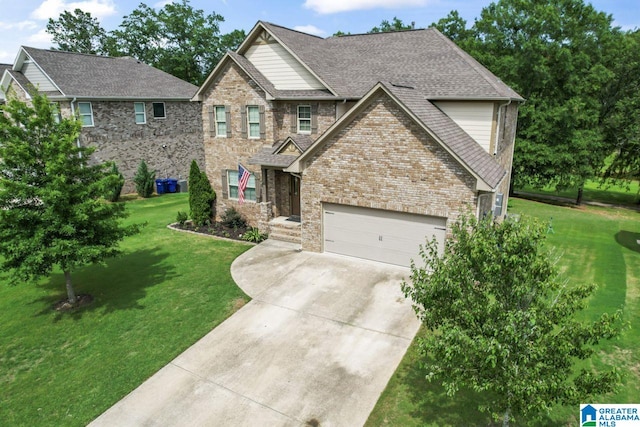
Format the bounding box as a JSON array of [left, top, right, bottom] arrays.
[[328, 27, 431, 39], [428, 30, 512, 98], [22, 46, 116, 60], [259, 21, 325, 40]]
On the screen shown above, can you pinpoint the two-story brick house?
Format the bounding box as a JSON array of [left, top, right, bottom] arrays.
[[0, 47, 204, 193], [193, 21, 523, 267]]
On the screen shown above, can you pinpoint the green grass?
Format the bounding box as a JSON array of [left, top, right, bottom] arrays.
[[517, 179, 640, 206], [0, 193, 251, 426], [366, 198, 640, 426]]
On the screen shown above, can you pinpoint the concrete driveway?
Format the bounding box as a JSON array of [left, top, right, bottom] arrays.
[[90, 239, 420, 426]]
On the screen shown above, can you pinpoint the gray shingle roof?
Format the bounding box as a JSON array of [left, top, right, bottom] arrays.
[[22, 47, 198, 99], [259, 22, 522, 101], [382, 82, 505, 188], [249, 134, 316, 167]]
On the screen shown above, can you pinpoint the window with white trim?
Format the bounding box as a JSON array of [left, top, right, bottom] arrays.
[[50, 102, 61, 123], [227, 170, 256, 202], [215, 106, 226, 137], [78, 102, 94, 127], [297, 105, 311, 134], [247, 106, 260, 138], [152, 102, 166, 119], [134, 102, 146, 124]]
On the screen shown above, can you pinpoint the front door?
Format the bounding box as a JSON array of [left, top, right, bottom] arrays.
[[290, 175, 301, 217]]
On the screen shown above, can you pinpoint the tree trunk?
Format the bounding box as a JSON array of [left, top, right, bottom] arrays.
[[576, 184, 584, 205], [503, 408, 510, 427], [64, 270, 77, 304]]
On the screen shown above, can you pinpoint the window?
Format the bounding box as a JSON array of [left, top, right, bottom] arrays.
[[152, 102, 166, 119], [134, 102, 146, 124], [77, 102, 94, 127], [50, 102, 61, 123], [227, 170, 256, 202], [215, 106, 226, 137], [297, 105, 311, 133], [247, 106, 260, 138]]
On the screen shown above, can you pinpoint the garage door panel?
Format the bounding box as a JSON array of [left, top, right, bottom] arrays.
[[322, 204, 446, 267]]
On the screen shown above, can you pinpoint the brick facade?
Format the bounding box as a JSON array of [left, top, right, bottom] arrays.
[[4, 83, 203, 194], [78, 101, 203, 194], [201, 62, 338, 225], [300, 93, 477, 252]]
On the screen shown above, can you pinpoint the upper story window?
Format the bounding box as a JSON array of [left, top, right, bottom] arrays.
[[297, 105, 311, 134], [152, 102, 166, 119], [215, 106, 227, 137], [50, 102, 61, 124], [247, 106, 260, 138], [77, 102, 94, 127], [134, 102, 146, 124]]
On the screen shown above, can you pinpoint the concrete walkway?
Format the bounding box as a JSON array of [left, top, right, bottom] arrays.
[[89, 240, 420, 426]]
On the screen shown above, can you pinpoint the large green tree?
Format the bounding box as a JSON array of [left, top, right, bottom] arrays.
[[0, 93, 140, 304], [433, 0, 621, 204], [107, 0, 243, 85], [45, 1, 245, 85], [370, 17, 414, 33], [402, 213, 622, 426], [601, 29, 640, 193], [46, 9, 108, 55]]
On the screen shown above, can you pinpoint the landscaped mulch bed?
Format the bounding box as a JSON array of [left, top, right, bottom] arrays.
[[169, 220, 251, 242]]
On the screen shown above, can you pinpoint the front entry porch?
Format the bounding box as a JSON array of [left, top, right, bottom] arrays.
[[268, 216, 301, 243]]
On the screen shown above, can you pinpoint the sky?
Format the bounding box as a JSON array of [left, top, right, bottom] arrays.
[[0, 0, 639, 64]]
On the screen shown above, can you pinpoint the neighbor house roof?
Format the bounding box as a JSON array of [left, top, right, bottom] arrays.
[[12, 47, 198, 100], [251, 22, 523, 101]]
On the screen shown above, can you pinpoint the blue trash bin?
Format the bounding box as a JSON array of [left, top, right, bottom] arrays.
[[155, 179, 167, 194], [167, 178, 178, 193]]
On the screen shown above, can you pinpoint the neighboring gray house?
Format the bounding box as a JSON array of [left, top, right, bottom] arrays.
[[194, 21, 523, 268], [0, 47, 204, 193]]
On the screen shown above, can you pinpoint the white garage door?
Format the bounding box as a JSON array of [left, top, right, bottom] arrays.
[[323, 204, 446, 267]]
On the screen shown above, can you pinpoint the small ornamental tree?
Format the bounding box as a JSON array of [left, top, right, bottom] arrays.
[[105, 162, 125, 202], [133, 160, 155, 198], [0, 93, 141, 304], [188, 160, 216, 226], [402, 213, 623, 426]]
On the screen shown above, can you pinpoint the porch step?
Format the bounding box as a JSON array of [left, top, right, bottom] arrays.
[[268, 216, 301, 244]]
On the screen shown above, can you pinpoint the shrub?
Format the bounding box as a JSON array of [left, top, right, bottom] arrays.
[[242, 227, 268, 243], [189, 161, 216, 226], [133, 160, 155, 198], [176, 211, 188, 225], [104, 162, 125, 202], [221, 207, 247, 229]]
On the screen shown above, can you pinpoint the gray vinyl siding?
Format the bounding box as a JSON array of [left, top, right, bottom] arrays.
[[433, 101, 495, 154], [21, 61, 58, 92], [245, 43, 325, 91]]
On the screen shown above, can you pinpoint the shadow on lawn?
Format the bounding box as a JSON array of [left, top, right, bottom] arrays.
[[402, 355, 563, 426], [32, 247, 176, 320], [616, 230, 640, 254]]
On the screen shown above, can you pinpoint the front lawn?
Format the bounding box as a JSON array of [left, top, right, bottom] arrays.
[[366, 198, 640, 426], [516, 179, 640, 206], [0, 193, 251, 426]]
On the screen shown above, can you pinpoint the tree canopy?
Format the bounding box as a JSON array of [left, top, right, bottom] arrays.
[[402, 213, 623, 425], [433, 0, 637, 203], [0, 93, 141, 304], [45, 1, 246, 85]]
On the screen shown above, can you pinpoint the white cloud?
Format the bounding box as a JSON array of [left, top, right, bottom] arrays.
[[0, 21, 39, 31], [153, 0, 173, 8], [27, 28, 54, 46], [0, 50, 14, 64], [31, 0, 117, 21], [293, 25, 326, 36], [304, 0, 428, 14]]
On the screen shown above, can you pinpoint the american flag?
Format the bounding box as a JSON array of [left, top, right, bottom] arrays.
[[238, 164, 250, 204]]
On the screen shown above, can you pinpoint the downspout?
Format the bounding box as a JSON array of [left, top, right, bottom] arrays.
[[493, 99, 512, 155], [70, 97, 82, 156]]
